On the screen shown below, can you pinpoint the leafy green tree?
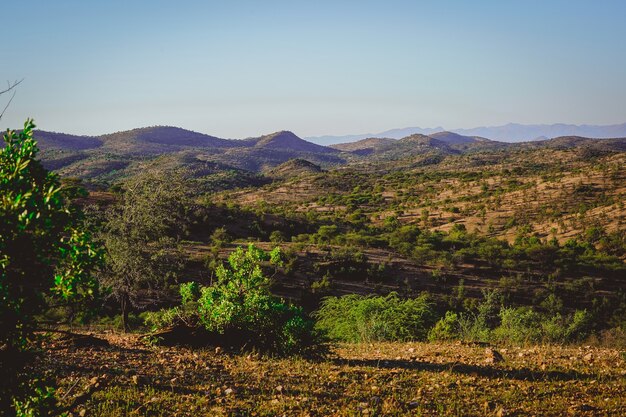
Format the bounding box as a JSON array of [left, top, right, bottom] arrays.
[[0, 120, 101, 414], [98, 170, 191, 331]]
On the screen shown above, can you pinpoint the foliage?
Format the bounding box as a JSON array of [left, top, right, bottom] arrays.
[[428, 311, 461, 341], [149, 245, 320, 355], [0, 120, 100, 415], [315, 292, 436, 342], [494, 307, 592, 344], [97, 169, 192, 330]]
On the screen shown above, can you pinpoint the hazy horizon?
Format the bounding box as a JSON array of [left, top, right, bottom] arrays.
[[3, 0, 626, 137]]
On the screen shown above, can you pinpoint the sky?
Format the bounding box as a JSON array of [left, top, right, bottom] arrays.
[[2, 0, 626, 138]]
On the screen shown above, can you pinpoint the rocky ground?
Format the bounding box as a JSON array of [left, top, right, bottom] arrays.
[[40, 331, 626, 416]]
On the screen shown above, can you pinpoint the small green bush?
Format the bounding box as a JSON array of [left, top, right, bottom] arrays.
[[315, 292, 436, 343], [147, 245, 320, 355], [491, 307, 592, 345], [428, 311, 460, 341], [494, 307, 542, 344]]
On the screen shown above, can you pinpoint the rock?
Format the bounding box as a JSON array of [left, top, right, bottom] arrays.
[[215, 346, 222, 354], [224, 387, 235, 396], [583, 352, 593, 362], [276, 385, 283, 393], [569, 404, 597, 413], [407, 401, 420, 410], [407, 347, 415, 353], [485, 348, 504, 364]]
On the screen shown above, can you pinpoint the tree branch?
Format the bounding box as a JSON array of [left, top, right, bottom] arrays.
[[0, 78, 23, 95], [0, 78, 24, 122]]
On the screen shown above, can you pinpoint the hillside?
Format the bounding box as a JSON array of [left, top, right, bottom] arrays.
[[34, 127, 347, 184], [32, 126, 626, 307], [331, 137, 396, 155], [265, 158, 323, 178]]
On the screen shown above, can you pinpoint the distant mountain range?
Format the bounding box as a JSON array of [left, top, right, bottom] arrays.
[[305, 123, 626, 145], [32, 125, 626, 188]]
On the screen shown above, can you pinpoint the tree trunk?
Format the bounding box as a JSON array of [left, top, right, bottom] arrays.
[[120, 293, 130, 333]]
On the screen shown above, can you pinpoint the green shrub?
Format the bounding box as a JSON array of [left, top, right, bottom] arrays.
[[492, 307, 592, 344], [494, 307, 542, 344], [315, 292, 436, 343], [457, 312, 492, 343], [428, 311, 460, 341], [179, 281, 200, 305], [142, 308, 182, 331], [148, 245, 320, 355]]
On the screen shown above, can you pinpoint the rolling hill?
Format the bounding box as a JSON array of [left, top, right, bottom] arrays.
[[306, 122, 626, 144], [33, 127, 345, 184]]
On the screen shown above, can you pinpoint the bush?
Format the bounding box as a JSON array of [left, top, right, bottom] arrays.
[[1, 120, 101, 414], [492, 307, 592, 345], [315, 292, 436, 343], [428, 311, 461, 341], [148, 245, 320, 355], [494, 307, 542, 344]]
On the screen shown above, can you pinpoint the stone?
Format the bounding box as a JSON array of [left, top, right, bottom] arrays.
[[485, 348, 504, 364]]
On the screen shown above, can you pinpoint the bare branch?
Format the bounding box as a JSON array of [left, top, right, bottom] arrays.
[[0, 88, 18, 121], [0, 78, 23, 96], [0, 78, 24, 121]]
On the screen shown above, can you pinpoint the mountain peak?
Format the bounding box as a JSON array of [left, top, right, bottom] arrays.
[[429, 131, 478, 145], [254, 131, 337, 153]]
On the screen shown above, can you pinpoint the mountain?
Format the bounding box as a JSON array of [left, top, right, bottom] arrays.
[[429, 131, 480, 145], [452, 123, 626, 142], [99, 126, 237, 150], [34, 127, 345, 182], [251, 131, 338, 153], [331, 137, 396, 155], [348, 134, 457, 163], [32, 124, 626, 188], [306, 126, 445, 145], [527, 136, 626, 152], [331, 132, 494, 156], [33, 131, 103, 151], [307, 123, 626, 145]]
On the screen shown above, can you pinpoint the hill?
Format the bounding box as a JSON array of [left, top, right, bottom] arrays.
[[306, 126, 445, 145], [34, 130, 103, 151], [306, 122, 626, 144], [331, 137, 396, 155], [34, 127, 347, 184], [252, 131, 338, 153], [429, 131, 480, 145], [454, 122, 626, 142], [265, 158, 323, 178]]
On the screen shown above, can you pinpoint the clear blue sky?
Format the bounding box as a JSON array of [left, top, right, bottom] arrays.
[[2, 0, 625, 138]]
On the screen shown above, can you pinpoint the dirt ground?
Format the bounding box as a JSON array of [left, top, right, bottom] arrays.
[[41, 331, 626, 416]]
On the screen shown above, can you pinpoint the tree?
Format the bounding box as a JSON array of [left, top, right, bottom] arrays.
[[0, 119, 101, 414], [98, 170, 192, 331]]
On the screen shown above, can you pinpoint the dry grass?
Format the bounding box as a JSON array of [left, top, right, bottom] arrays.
[[44, 332, 626, 416]]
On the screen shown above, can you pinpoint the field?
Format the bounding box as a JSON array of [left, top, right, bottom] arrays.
[[47, 332, 626, 416]]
